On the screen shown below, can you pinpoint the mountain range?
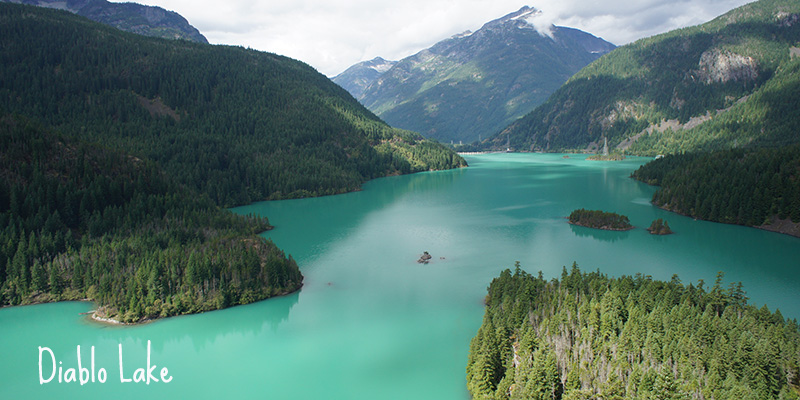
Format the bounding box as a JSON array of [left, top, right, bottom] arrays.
[[0, 0, 207, 42], [333, 6, 615, 144], [489, 0, 800, 155]]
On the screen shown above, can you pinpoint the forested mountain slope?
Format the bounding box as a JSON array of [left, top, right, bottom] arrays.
[[350, 7, 614, 144], [0, 0, 208, 42], [467, 264, 800, 399], [0, 115, 303, 323], [491, 0, 800, 155], [0, 3, 465, 207]]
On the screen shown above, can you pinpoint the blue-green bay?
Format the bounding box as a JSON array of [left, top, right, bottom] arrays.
[[2, 153, 799, 399]]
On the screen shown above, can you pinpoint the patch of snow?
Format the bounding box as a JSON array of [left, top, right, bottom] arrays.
[[370, 62, 394, 73], [35, 1, 73, 12], [450, 30, 473, 39], [510, 8, 539, 21]]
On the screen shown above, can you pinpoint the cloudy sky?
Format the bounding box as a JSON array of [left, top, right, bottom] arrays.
[[116, 0, 753, 77]]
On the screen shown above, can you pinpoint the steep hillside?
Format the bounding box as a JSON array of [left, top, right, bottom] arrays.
[[492, 0, 800, 155], [0, 0, 208, 42], [352, 7, 615, 144], [0, 3, 465, 207], [332, 57, 397, 99]]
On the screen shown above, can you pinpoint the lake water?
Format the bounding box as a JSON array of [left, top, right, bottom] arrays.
[[2, 153, 799, 399]]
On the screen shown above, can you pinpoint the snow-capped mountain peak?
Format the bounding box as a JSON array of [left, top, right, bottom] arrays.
[[507, 6, 555, 38], [509, 6, 541, 21]]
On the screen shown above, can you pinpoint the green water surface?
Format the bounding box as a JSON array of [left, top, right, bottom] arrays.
[[2, 153, 799, 399]]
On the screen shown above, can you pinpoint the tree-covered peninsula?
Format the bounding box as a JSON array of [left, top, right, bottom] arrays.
[[568, 209, 633, 231], [0, 115, 303, 323], [632, 146, 800, 237], [467, 264, 800, 399]]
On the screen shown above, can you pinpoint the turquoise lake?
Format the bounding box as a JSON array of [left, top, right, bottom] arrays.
[[2, 153, 799, 399]]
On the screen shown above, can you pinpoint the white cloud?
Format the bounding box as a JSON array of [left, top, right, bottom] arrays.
[[113, 0, 754, 76], [521, 9, 556, 38]]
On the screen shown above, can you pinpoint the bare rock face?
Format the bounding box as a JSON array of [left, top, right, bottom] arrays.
[[696, 49, 758, 84], [417, 251, 432, 264], [775, 12, 800, 27], [0, 0, 208, 43]]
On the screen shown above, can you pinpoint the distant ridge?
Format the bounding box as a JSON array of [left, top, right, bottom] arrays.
[[333, 57, 397, 99], [0, 0, 208, 42]]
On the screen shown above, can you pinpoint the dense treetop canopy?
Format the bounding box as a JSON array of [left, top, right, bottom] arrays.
[[467, 263, 800, 399]]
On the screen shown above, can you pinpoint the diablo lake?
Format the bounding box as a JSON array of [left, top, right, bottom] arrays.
[[2, 153, 799, 399]]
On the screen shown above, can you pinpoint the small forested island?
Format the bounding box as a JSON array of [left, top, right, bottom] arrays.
[[632, 146, 800, 237], [568, 209, 633, 231], [647, 218, 674, 235], [467, 264, 800, 399]]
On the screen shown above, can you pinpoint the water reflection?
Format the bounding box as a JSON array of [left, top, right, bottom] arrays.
[[569, 222, 633, 242], [64, 290, 301, 355], [232, 168, 467, 264]]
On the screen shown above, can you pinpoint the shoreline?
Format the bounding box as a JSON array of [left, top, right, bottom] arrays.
[[90, 309, 137, 326], [757, 216, 800, 238], [457, 151, 507, 155], [235, 161, 468, 206], [1, 283, 304, 326], [650, 201, 800, 239], [467, 149, 654, 158], [85, 283, 304, 326], [631, 175, 800, 240]]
